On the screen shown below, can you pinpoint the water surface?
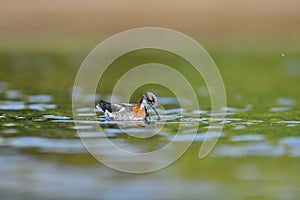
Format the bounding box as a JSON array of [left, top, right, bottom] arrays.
[[1, 52, 300, 200]]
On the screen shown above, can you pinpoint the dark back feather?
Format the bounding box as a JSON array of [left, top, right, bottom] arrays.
[[98, 100, 112, 112]]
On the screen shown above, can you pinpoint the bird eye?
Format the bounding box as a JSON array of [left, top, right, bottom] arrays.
[[144, 92, 157, 106], [147, 97, 155, 105]]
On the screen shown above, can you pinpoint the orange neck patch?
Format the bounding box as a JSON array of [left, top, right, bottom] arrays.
[[133, 103, 145, 117]]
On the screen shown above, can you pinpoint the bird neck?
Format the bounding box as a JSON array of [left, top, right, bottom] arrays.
[[138, 96, 144, 104], [133, 96, 146, 116]]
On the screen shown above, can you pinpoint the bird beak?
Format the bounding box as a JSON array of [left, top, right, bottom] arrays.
[[149, 104, 161, 120]]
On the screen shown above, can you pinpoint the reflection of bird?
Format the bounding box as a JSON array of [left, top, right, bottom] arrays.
[[96, 92, 161, 121]]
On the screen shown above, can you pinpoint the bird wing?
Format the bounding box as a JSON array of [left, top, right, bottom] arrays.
[[98, 100, 134, 113], [98, 100, 112, 112]]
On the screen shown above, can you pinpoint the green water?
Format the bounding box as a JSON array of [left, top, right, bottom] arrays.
[[0, 49, 300, 200]]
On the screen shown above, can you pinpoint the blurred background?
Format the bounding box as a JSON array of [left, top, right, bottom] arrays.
[[0, 0, 300, 200], [1, 0, 299, 51]]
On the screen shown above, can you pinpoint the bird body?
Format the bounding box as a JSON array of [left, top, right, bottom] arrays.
[[96, 92, 160, 121]]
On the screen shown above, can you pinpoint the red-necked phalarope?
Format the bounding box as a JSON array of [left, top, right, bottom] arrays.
[[96, 92, 160, 121]]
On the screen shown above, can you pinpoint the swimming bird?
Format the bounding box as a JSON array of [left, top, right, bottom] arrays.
[[96, 92, 161, 121]]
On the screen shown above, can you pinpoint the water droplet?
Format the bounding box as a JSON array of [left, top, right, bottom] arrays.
[[270, 107, 289, 112], [3, 123, 16, 127], [277, 98, 295, 106], [6, 90, 22, 99], [231, 134, 265, 142], [28, 94, 53, 103], [43, 115, 70, 120], [0, 101, 25, 110], [73, 125, 95, 130]]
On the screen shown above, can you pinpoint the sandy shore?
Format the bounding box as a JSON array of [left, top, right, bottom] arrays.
[[1, 0, 299, 50]]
